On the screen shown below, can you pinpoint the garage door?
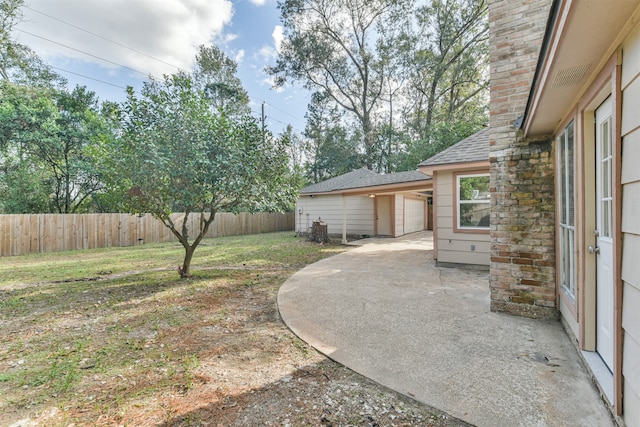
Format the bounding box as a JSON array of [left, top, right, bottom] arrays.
[[404, 198, 425, 234]]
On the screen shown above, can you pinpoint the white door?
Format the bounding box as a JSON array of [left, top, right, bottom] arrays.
[[595, 97, 614, 371], [375, 196, 392, 236], [404, 198, 425, 234]]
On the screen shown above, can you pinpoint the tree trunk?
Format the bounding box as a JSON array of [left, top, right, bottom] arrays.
[[165, 210, 216, 279], [362, 114, 375, 170], [425, 75, 439, 133], [179, 245, 196, 278]]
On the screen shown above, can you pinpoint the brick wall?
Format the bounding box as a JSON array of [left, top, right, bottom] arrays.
[[489, 0, 557, 318]]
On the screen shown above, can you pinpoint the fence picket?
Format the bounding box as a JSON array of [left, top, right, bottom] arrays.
[[0, 212, 293, 256]]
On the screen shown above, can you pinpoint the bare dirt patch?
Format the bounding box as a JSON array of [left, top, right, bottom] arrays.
[[1, 237, 468, 427]]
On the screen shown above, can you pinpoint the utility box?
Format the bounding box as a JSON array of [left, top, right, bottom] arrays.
[[307, 219, 329, 243]]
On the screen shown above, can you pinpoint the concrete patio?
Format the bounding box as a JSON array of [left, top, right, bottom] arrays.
[[277, 232, 614, 426]]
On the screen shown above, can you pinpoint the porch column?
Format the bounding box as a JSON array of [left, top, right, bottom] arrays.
[[342, 196, 347, 244]]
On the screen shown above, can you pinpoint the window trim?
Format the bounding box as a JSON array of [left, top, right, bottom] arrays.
[[557, 120, 576, 302], [453, 172, 490, 234]]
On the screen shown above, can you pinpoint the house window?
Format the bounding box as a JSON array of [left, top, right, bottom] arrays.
[[456, 173, 490, 230], [558, 121, 575, 300]]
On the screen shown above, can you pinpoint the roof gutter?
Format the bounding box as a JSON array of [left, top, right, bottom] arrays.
[[517, 0, 562, 131], [301, 180, 433, 197], [418, 159, 490, 177]]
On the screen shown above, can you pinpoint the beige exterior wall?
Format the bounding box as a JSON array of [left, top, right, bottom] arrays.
[[295, 193, 427, 238], [295, 195, 374, 236], [404, 197, 426, 234], [394, 195, 404, 236], [620, 24, 640, 427], [434, 170, 490, 265]]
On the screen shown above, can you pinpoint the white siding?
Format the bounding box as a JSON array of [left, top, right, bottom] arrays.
[[625, 382, 640, 427], [347, 196, 375, 235], [621, 77, 640, 135], [434, 170, 490, 265], [622, 180, 640, 235], [404, 198, 426, 234], [295, 192, 429, 238], [621, 27, 640, 427], [395, 195, 404, 236], [622, 22, 640, 89], [622, 129, 640, 184], [295, 195, 374, 236], [624, 293, 640, 427]]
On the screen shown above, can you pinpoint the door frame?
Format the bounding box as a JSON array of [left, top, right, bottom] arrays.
[[573, 53, 624, 412], [374, 195, 394, 237], [595, 96, 615, 371]]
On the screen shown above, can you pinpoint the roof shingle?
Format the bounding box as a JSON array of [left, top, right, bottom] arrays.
[[300, 168, 431, 194], [418, 128, 489, 167]]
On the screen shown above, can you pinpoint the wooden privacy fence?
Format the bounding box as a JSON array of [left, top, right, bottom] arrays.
[[0, 212, 294, 256]]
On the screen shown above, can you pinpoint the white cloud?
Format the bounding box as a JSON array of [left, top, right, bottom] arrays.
[[263, 76, 284, 93], [234, 49, 246, 64], [249, 0, 267, 5], [18, 0, 234, 77], [272, 25, 283, 53], [257, 45, 276, 61], [220, 33, 239, 44]]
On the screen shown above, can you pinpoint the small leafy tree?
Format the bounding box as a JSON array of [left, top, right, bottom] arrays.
[[104, 72, 296, 277]]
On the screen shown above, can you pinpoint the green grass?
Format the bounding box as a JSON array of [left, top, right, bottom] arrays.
[[0, 231, 341, 288], [0, 231, 348, 426]]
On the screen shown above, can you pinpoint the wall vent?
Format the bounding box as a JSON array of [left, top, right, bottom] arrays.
[[552, 64, 590, 88]]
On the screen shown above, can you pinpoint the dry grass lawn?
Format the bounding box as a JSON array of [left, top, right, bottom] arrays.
[[0, 232, 465, 427]]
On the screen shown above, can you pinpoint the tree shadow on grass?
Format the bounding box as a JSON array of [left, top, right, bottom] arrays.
[[159, 359, 471, 427]]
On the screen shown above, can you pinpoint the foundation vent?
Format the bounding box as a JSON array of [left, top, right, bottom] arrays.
[[552, 64, 590, 88]]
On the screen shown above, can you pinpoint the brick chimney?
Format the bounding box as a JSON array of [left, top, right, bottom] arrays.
[[488, 0, 557, 318]]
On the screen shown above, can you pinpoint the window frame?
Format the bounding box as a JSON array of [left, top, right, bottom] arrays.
[[557, 120, 576, 301], [454, 172, 490, 234]]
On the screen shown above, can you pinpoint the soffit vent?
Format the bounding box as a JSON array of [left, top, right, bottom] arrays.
[[552, 64, 590, 88]]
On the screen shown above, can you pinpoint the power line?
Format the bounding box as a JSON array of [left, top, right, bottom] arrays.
[[49, 65, 127, 90], [268, 116, 291, 127], [24, 6, 184, 73], [260, 101, 308, 133], [268, 116, 304, 134], [250, 105, 304, 135], [15, 8, 308, 130], [264, 101, 307, 125], [15, 28, 158, 80]]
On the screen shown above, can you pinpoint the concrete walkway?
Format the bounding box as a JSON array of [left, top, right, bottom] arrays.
[[277, 232, 614, 427]]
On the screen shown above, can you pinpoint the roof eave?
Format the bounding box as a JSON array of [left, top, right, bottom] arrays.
[[418, 160, 489, 177], [520, 0, 562, 135], [301, 179, 433, 197], [340, 180, 432, 196], [523, 0, 640, 136]]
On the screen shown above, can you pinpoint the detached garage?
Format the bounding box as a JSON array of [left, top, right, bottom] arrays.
[[296, 168, 432, 243]]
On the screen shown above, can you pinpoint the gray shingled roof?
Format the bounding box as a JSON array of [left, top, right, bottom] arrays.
[[418, 128, 489, 167], [300, 168, 431, 194]]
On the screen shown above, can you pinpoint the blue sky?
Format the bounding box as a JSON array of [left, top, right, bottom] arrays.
[[13, 0, 309, 135]]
